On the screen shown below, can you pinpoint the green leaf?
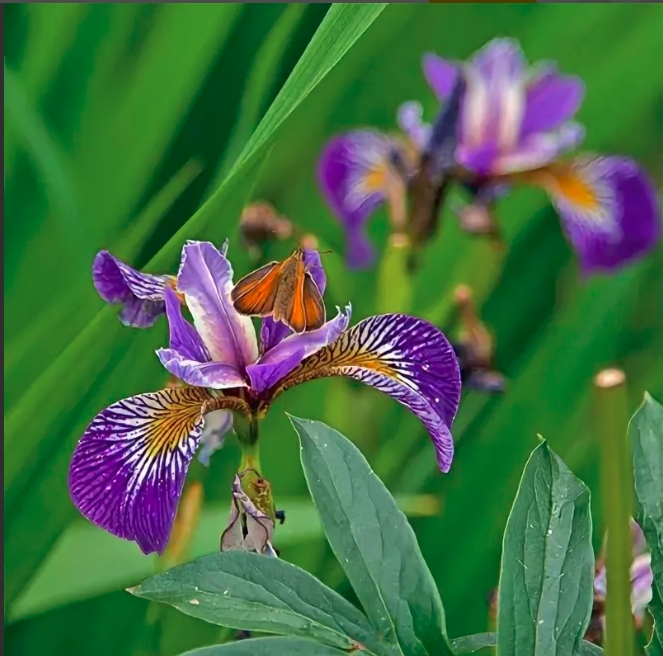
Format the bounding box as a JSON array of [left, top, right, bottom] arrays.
[[10, 493, 437, 622], [629, 392, 663, 653], [448, 633, 604, 656], [180, 637, 347, 656], [496, 440, 594, 656], [130, 551, 385, 655], [209, 3, 308, 187], [291, 415, 454, 656], [451, 632, 496, 653], [151, 3, 387, 267], [578, 642, 604, 656]]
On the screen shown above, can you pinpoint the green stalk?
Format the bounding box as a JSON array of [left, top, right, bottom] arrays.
[[595, 368, 635, 656], [234, 412, 262, 473], [376, 233, 413, 315]]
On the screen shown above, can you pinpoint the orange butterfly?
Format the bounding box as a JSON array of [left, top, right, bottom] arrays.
[[231, 248, 326, 333]]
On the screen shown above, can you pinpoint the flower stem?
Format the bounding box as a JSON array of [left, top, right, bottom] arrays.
[[594, 368, 635, 656], [376, 233, 412, 315]]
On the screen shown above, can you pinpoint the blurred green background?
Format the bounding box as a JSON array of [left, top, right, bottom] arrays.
[[4, 4, 663, 655]]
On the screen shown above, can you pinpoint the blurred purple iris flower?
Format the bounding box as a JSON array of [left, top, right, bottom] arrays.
[[593, 519, 653, 630], [318, 38, 660, 275], [70, 241, 461, 554]]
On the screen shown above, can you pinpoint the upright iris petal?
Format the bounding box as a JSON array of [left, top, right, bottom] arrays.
[[271, 313, 461, 472], [317, 130, 398, 268], [177, 241, 259, 369], [93, 251, 171, 328], [156, 288, 248, 389], [526, 156, 661, 274], [423, 38, 585, 177]]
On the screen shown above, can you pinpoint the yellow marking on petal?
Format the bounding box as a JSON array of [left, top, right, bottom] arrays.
[[143, 388, 214, 458], [271, 324, 406, 400], [141, 388, 248, 459], [166, 276, 186, 304], [364, 166, 387, 192], [521, 164, 600, 211]]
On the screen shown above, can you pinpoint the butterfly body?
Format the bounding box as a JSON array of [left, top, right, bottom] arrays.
[[231, 248, 326, 333]]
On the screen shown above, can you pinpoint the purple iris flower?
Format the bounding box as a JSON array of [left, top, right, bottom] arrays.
[[69, 241, 461, 555], [318, 37, 661, 275], [593, 519, 653, 628]]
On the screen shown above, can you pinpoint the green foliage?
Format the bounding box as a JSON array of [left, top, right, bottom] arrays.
[[630, 394, 663, 655], [497, 441, 594, 656], [130, 551, 380, 653], [292, 416, 454, 656], [5, 4, 663, 656]]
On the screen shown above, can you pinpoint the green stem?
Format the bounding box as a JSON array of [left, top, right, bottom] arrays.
[[233, 412, 262, 472], [595, 368, 635, 656]]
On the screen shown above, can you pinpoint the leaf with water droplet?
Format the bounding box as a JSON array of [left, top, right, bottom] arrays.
[[129, 551, 384, 653], [497, 441, 594, 656]]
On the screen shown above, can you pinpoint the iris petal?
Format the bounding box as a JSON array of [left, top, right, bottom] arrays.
[[93, 251, 170, 328], [521, 66, 585, 138], [528, 156, 661, 274], [177, 241, 258, 369], [317, 131, 396, 268], [156, 288, 246, 389], [249, 305, 352, 393], [273, 314, 461, 472], [68, 387, 220, 554], [422, 53, 459, 100]]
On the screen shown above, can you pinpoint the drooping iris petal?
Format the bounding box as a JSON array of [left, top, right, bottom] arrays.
[[422, 53, 459, 100], [274, 314, 461, 472], [258, 248, 328, 352], [248, 304, 352, 393], [177, 241, 258, 369], [317, 130, 396, 268], [529, 156, 661, 274], [520, 66, 585, 137], [93, 251, 170, 328], [198, 410, 234, 467], [156, 288, 247, 389], [68, 387, 219, 555]]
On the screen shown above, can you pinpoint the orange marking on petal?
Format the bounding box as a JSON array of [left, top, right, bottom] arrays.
[[364, 166, 387, 192], [522, 164, 600, 211]]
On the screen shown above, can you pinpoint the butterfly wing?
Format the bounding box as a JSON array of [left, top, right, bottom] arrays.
[[274, 266, 326, 333], [231, 261, 282, 316]]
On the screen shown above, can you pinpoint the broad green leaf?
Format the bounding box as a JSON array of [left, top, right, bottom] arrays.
[[130, 551, 385, 655], [10, 493, 437, 622], [578, 643, 604, 656], [630, 393, 663, 653], [291, 415, 454, 656], [451, 632, 496, 654], [181, 637, 346, 656], [497, 441, 594, 656]]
